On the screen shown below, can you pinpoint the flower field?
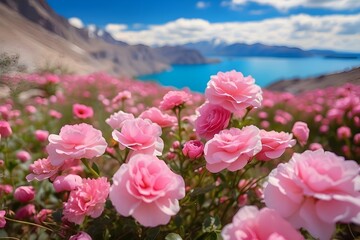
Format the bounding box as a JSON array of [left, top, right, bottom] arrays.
[[0, 70, 359, 240]]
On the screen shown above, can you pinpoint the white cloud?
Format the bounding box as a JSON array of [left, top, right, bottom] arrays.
[[223, 0, 360, 11], [105, 23, 128, 32], [68, 17, 84, 29], [196, 1, 210, 9], [106, 14, 360, 52]]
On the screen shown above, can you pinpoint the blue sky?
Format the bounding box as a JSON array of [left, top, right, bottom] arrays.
[[47, 0, 360, 52]]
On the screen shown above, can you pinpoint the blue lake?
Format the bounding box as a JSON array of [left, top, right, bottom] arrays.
[[139, 57, 360, 92]]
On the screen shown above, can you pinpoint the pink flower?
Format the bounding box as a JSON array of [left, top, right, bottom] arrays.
[[354, 133, 360, 145], [159, 90, 191, 110], [264, 149, 360, 240], [0, 120, 12, 138], [139, 107, 177, 128], [34, 209, 52, 224], [204, 126, 262, 173], [182, 140, 204, 159], [205, 70, 262, 114], [14, 186, 35, 202], [109, 154, 185, 227], [73, 104, 94, 119], [112, 90, 132, 103], [309, 143, 323, 151], [255, 130, 296, 161], [15, 204, 36, 220], [46, 123, 107, 166], [49, 109, 62, 119], [222, 206, 304, 240], [26, 158, 59, 181], [0, 210, 5, 228], [292, 121, 309, 146], [105, 110, 134, 129], [194, 102, 231, 140], [69, 231, 92, 240], [16, 150, 31, 162], [337, 126, 351, 140], [53, 174, 83, 192], [63, 177, 110, 224], [35, 130, 49, 142], [112, 118, 164, 156], [0, 184, 13, 196]]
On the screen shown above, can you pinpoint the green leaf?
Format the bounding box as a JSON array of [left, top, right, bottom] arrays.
[[165, 233, 183, 240], [202, 216, 221, 232]]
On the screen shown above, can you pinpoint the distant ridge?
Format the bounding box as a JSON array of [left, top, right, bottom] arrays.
[[0, 0, 208, 76], [184, 40, 360, 58]]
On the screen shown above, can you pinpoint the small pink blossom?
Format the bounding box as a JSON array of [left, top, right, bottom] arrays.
[[46, 123, 107, 166], [109, 154, 185, 227], [309, 143, 323, 151], [53, 174, 83, 192], [69, 231, 92, 240], [105, 110, 134, 129], [63, 177, 110, 224], [194, 102, 231, 140], [112, 90, 131, 104], [14, 186, 35, 203], [204, 126, 262, 173], [34, 209, 52, 224], [112, 118, 163, 156], [73, 104, 94, 119], [354, 133, 360, 145], [182, 140, 204, 159], [49, 109, 62, 119], [337, 126, 351, 140], [222, 206, 304, 240], [0, 120, 12, 138], [292, 121, 310, 146], [0, 184, 13, 196], [26, 158, 59, 181], [35, 130, 49, 142], [159, 90, 191, 110], [255, 130, 295, 161], [264, 149, 360, 240], [0, 210, 5, 228], [25, 105, 37, 114], [15, 204, 36, 220], [205, 70, 262, 114], [16, 150, 31, 163], [139, 107, 177, 128]]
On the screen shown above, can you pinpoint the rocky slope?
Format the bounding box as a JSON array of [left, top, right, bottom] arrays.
[[266, 67, 360, 93], [0, 0, 207, 76]]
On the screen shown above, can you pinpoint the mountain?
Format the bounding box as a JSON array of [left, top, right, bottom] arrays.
[[0, 0, 208, 76], [184, 40, 360, 58]]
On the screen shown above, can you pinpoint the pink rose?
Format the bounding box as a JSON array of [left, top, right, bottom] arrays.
[[34, 209, 52, 224], [106, 110, 134, 129], [63, 177, 110, 224], [109, 154, 185, 227], [0, 184, 13, 196], [205, 70, 262, 114], [255, 130, 296, 161], [73, 103, 94, 119], [112, 118, 164, 156], [194, 102, 231, 140], [159, 90, 191, 111], [15, 204, 36, 220], [35, 130, 49, 142], [16, 150, 31, 163], [264, 149, 360, 240], [0, 120, 12, 138], [46, 123, 107, 166], [26, 158, 59, 181], [292, 121, 309, 146], [139, 107, 177, 128], [204, 126, 262, 173], [14, 186, 35, 202], [0, 210, 6, 228], [69, 231, 92, 240], [182, 140, 204, 159], [53, 174, 83, 192], [222, 206, 304, 240]]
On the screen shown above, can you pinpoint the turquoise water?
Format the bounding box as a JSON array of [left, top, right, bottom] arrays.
[[139, 57, 360, 92]]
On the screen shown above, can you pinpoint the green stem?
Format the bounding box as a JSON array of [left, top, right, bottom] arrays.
[[4, 217, 53, 232], [81, 159, 100, 178]]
